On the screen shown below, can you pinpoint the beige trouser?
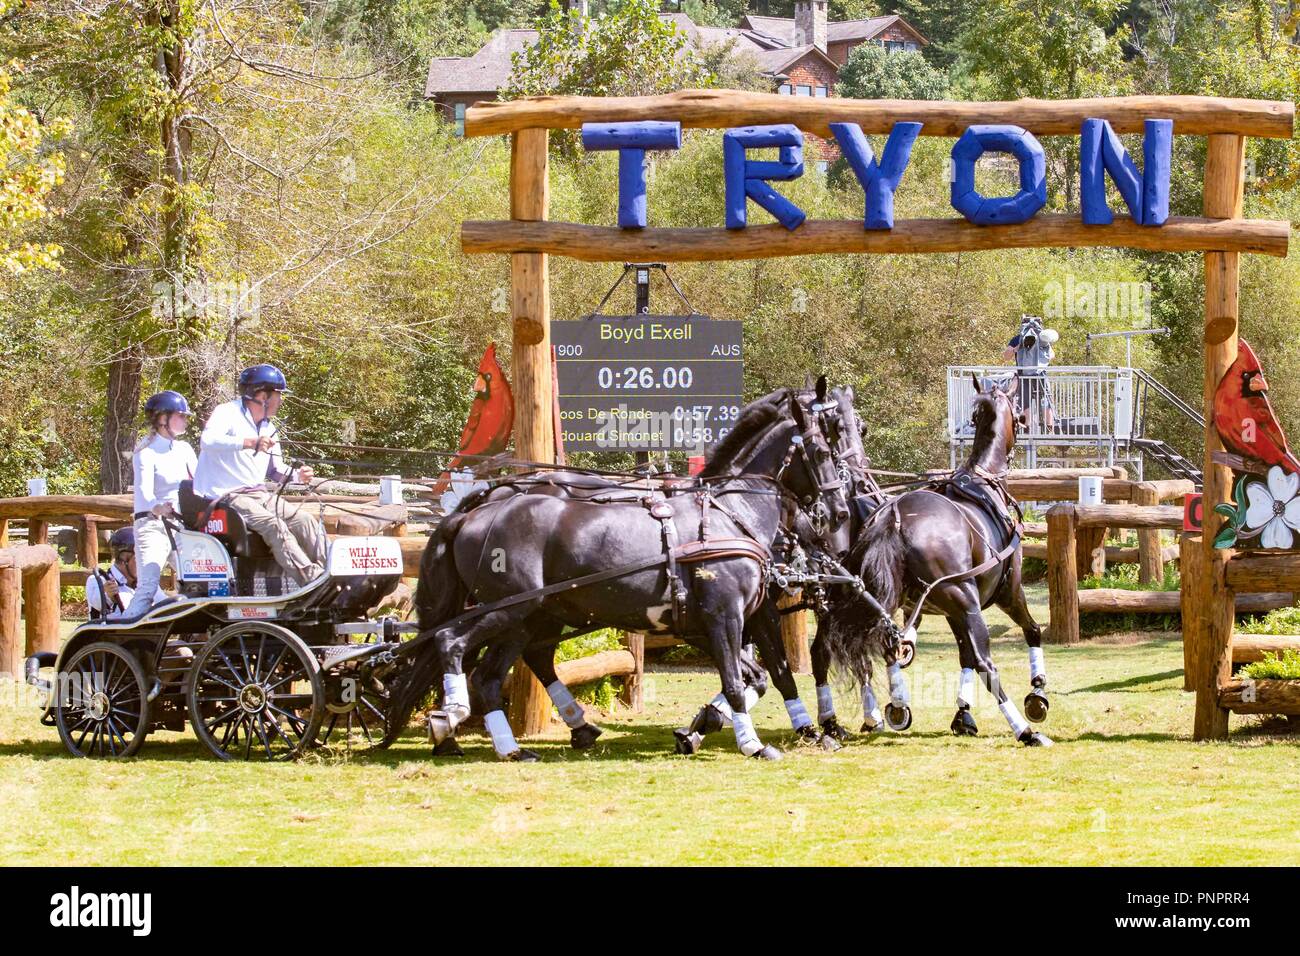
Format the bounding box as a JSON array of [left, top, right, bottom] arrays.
[[226, 490, 327, 587]]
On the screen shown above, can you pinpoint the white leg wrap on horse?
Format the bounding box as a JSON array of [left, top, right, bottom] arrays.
[[1028, 647, 1046, 681], [709, 692, 735, 727], [731, 712, 763, 756], [999, 699, 1030, 737], [888, 662, 909, 706], [862, 684, 883, 726], [545, 680, 586, 729], [958, 668, 977, 708], [483, 709, 519, 756], [816, 684, 835, 721], [784, 698, 813, 730], [443, 673, 469, 712]]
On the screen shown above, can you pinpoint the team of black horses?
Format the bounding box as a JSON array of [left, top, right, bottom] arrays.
[[386, 373, 1053, 761]]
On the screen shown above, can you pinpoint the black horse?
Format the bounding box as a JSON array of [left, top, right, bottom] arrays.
[[823, 375, 1052, 746], [385, 390, 849, 761], [675, 381, 887, 753]]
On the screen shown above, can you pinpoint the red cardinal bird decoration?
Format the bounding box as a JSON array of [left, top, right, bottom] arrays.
[[1213, 339, 1300, 475], [432, 343, 514, 493]]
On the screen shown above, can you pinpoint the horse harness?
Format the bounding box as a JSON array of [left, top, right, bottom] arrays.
[[871, 464, 1025, 633]]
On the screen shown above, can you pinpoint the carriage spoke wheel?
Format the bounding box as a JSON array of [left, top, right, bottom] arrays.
[[55, 642, 150, 759], [318, 653, 413, 752], [318, 671, 393, 752], [188, 622, 324, 761]]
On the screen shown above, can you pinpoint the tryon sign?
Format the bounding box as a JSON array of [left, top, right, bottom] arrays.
[[580, 118, 1172, 230]]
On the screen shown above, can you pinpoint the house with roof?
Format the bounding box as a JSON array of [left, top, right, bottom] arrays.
[[426, 2, 928, 135]]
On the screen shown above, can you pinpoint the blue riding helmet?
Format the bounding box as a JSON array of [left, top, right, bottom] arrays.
[[144, 390, 190, 419], [238, 364, 290, 396], [108, 526, 135, 554]]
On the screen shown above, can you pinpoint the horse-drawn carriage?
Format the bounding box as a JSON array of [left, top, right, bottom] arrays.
[[28, 375, 1050, 761], [27, 480, 415, 760]]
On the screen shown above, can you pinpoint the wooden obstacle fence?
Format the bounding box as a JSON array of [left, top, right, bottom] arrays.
[[0, 544, 60, 678], [1045, 500, 1296, 647]]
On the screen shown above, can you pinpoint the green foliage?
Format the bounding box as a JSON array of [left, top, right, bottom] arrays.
[[1239, 605, 1300, 636], [1078, 562, 1181, 592], [1240, 649, 1300, 681], [837, 43, 949, 100], [505, 0, 706, 100]]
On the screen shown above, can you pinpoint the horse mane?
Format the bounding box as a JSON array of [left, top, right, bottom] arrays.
[[699, 396, 787, 477]]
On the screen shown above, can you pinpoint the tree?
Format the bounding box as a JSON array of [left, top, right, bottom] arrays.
[[506, 0, 707, 100], [836, 42, 950, 99]]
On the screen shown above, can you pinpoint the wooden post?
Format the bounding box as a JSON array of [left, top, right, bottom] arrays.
[[777, 591, 812, 674], [1195, 133, 1246, 741], [619, 632, 645, 712], [79, 516, 99, 570], [1133, 482, 1163, 584], [1180, 533, 1204, 693], [27, 519, 48, 546], [0, 520, 8, 549], [0, 565, 19, 677], [505, 126, 555, 738], [20, 547, 60, 657], [1046, 504, 1080, 644], [1078, 526, 1107, 578]]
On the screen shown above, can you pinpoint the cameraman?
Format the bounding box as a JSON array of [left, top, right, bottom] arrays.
[[1002, 315, 1058, 431]]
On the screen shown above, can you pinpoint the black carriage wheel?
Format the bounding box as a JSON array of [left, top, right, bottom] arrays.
[[187, 622, 324, 761], [318, 655, 412, 752], [55, 642, 150, 759]]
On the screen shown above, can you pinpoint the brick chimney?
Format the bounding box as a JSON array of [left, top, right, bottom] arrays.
[[794, 1, 827, 52]]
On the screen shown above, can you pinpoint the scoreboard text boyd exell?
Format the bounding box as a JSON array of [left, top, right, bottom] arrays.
[[552, 314, 744, 453]]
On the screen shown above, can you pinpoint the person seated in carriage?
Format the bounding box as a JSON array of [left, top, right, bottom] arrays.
[[85, 527, 147, 619], [118, 390, 199, 618], [192, 364, 323, 589]]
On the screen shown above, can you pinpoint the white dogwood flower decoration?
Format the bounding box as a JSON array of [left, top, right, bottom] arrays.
[[439, 468, 488, 513], [1244, 466, 1300, 549]]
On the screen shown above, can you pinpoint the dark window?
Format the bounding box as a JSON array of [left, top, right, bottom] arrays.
[[796, 84, 812, 96], [815, 85, 828, 97], [886, 40, 904, 53], [778, 83, 792, 95], [455, 102, 466, 137]]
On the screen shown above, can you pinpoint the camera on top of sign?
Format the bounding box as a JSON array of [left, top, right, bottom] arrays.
[[327, 537, 403, 577]]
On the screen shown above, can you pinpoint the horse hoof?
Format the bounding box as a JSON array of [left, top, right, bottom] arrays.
[[793, 725, 822, 746], [950, 706, 979, 737], [1024, 690, 1050, 723], [1018, 730, 1054, 748], [431, 737, 465, 757], [897, 639, 916, 669], [859, 720, 880, 735], [820, 733, 842, 752], [504, 748, 542, 762], [570, 723, 603, 750], [752, 745, 782, 761], [884, 704, 912, 732], [820, 717, 850, 742], [674, 729, 703, 755]]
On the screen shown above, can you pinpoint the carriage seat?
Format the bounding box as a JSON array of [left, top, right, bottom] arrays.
[[177, 480, 273, 559]]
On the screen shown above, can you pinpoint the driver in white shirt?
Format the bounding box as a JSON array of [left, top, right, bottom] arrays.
[[192, 364, 323, 588]]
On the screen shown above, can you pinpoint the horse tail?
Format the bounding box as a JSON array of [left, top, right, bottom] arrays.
[[383, 513, 469, 746], [824, 503, 906, 690]]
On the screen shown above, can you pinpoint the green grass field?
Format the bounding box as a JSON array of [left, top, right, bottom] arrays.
[[2, 584, 1299, 866]]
